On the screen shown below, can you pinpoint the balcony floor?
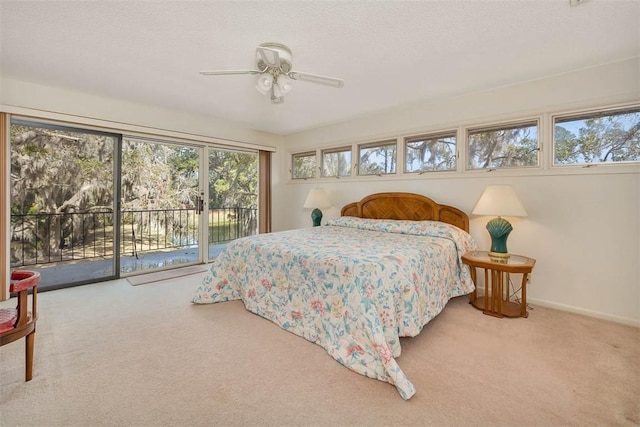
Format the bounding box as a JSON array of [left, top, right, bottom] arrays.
[[14, 243, 227, 290]]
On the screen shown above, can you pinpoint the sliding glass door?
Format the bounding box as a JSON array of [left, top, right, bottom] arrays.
[[9, 118, 261, 288], [10, 119, 120, 290], [120, 138, 202, 274], [119, 143, 259, 271], [206, 148, 258, 261]]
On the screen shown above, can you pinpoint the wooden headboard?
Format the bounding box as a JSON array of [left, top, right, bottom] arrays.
[[340, 192, 469, 232]]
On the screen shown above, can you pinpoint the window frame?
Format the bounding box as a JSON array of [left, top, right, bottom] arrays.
[[321, 146, 352, 178], [285, 103, 639, 184], [551, 105, 640, 168], [8, 115, 267, 282], [291, 151, 317, 180], [404, 130, 458, 174], [356, 139, 397, 176], [466, 119, 541, 171]]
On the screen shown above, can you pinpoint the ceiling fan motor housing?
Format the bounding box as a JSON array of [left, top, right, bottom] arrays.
[[257, 42, 293, 73]]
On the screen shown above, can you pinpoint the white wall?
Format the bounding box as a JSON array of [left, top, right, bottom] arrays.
[[275, 58, 640, 325], [0, 77, 282, 149]]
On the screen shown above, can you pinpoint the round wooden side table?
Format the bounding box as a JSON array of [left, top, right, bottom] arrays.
[[462, 251, 536, 318]]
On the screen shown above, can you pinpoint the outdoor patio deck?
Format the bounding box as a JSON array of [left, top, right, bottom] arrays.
[[16, 243, 226, 290]]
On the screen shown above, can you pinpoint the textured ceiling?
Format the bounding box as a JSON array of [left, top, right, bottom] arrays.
[[1, 0, 639, 135]]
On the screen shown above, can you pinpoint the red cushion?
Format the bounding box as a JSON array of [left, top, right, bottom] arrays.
[[0, 309, 33, 334], [0, 308, 18, 334], [10, 271, 40, 293]]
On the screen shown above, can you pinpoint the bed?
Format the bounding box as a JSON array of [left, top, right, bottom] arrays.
[[192, 192, 477, 399]]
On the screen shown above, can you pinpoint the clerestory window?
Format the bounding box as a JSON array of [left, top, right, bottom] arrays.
[[553, 107, 640, 166], [291, 151, 316, 179], [467, 121, 539, 170], [405, 131, 457, 173]]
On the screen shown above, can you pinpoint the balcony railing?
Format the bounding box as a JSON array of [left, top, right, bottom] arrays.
[[10, 207, 257, 268]]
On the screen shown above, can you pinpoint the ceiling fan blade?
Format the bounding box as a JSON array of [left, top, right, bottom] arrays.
[[288, 71, 344, 88], [199, 70, 261, 76], [257, 46, 281, 69]]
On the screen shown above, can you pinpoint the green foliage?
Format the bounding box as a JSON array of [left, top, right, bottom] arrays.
[[554, 112, 640, 165], [292, 153, 316, 179], [120, 140, 201, 209], [359, 143, 397, 175], [468, 126, 539, 169], [208, 150, 258, 209], [11, 123, 258, 264], [10, 124, 116, 215], [26, 204, 40, 215], [405, 136, 456, 172]]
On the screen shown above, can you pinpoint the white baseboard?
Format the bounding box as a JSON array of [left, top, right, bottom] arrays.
[[527, 297, 640, 328], [471, 289, 639, 327]]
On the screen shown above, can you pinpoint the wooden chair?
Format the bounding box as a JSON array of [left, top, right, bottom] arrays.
[[1, 270, 40, 381]]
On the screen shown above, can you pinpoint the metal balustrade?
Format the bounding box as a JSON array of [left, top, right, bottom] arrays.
[[10, 207, 257, 267]]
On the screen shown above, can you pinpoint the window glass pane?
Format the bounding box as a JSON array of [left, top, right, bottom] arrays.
[[358, 141, 397, 175], [207, 148, 258, 261], [10, 119, 118, 289], [405, 133, 456, 173], [120, 139, 201, 274], [467, 122, 539, 170], [292, 152, 316, 179], [554, 108, 640, 165], [322, 148, 351, 177]]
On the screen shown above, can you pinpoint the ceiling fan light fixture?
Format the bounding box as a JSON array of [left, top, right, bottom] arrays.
[[270, 86, 284, 104], [273, 82, 282, 98], [256, 73, 273, 94], [278, 75, 293, 94], [201, 42, 343, 104]]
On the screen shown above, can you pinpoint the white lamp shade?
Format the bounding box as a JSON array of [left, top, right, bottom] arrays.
[[472, 185, 527, 217], [304, 188, 331, 209], [256, 73, 273, 94], [278, 76, 293, 94]]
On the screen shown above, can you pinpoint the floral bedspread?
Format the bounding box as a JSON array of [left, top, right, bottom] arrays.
[[192, 217, 477, 399]]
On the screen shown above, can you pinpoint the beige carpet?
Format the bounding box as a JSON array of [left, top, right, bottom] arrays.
[[1, 273, 638, 427], [126, 265, 208, 286]]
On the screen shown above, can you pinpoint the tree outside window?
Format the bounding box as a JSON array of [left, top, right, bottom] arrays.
[[322, 147, 351, 178], [405, 132, 457, 173], [467, 122, 539, 170], [554, 108, 640, 165], [292, 152, 316, 179], [358, 141, 397, 176]]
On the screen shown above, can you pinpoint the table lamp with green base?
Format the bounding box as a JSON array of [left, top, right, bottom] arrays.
[[472, 185, 527, 262], [304, 188, 331, 227]]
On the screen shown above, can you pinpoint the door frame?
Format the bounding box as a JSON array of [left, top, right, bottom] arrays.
[[9, 117, 122, 290]]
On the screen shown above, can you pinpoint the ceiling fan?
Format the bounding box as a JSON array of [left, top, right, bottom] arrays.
[[199, 42, 344, 104]]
